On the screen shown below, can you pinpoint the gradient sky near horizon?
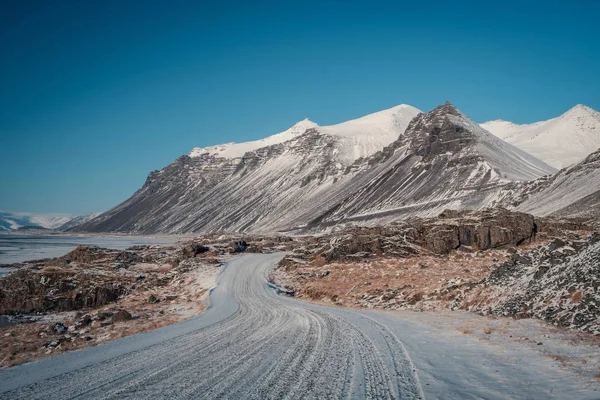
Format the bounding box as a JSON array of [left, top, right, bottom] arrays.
[[1, 0, 599, 215]]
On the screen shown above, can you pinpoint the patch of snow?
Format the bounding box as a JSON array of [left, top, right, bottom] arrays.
[[5, 219, 21, 230]]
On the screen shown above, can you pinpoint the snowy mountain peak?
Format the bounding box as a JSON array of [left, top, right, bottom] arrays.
[[189, 105, 421, 163], [288, 118, 318, 133], [561, 104, 599, 119], [188, 118, 319, 159], [367, 102, 555, 182], [481, 104, 600, 169]]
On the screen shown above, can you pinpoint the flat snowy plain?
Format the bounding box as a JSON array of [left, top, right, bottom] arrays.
[[0, 254, 597, 399]]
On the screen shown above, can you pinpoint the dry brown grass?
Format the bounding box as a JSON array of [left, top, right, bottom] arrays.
[[482, 323, 493, 334], [571, 290, 583, 303], [456, 322, 474, 335], [288, 249, 508, 311], [544, 351, 577, 367]]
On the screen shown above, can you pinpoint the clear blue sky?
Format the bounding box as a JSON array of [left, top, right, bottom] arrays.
[[1, 0, 598, 215]]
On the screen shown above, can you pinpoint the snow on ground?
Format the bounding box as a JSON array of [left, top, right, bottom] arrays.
[[380, 311, 600, 398], [5, 253, 599, 399], [481, 104, 600, 169]]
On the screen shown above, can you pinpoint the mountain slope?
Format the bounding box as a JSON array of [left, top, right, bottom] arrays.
[[481, 104, 600, 169], [75, 105, 420, 233], [516, 148, 600, 218], [304, 102, 557, 229], [77, 102, 556, 234], [56, 213, 102, 231]]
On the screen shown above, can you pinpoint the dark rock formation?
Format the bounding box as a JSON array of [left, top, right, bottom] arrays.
[[414, 209, 536, 254]]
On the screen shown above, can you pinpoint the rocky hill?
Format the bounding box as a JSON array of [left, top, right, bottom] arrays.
[[271, 209, 599, 334]]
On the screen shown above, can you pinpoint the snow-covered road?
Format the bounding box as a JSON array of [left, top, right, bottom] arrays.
[[0, 254, 596, 399]]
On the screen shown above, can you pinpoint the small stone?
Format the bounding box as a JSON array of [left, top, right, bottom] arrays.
[[112, 309, 132, 322], [97, 311, 114, 321], [54, 323, 67, 334], [80, 315, 92, 326]]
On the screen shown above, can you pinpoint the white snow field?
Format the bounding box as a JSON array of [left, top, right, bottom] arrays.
[[481, 104, 600, 169], [189, 104, 422, 165], [1, 254, 597, 399]]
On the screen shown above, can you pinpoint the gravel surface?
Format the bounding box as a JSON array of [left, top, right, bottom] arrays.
[[0, 254, 596, 399]]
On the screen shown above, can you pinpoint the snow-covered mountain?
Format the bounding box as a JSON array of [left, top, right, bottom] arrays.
[[76, 102, 556, 234], [56, 213, 102, 231], [304, 102, 557, 229], [0, 212, 73, 231], [516, 148, 600, 218], [481, 104, 600, 169], [189, 104, 421, 165]]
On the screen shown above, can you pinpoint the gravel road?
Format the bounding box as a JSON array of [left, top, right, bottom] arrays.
[[0, 254, 597, 399]]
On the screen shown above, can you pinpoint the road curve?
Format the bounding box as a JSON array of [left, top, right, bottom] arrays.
[[0, 254, 597, 399], [0, 254, 422, 399]]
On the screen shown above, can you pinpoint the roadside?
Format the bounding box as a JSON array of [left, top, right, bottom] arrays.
[[270, 209, 600, 382], [0, 234, 296, 369], [0, 241, 224, 368]]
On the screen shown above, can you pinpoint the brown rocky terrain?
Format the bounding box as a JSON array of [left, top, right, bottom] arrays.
[[2, 212, 597, 369], [0, 235, 293, 368], [270, 208, 598, 334]]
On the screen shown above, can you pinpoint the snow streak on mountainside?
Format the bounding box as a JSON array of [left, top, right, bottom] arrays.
[[76, 102, 557, 234], [189, 104, 421, 165], [516, 148, 600, 218], [481, 104, 600, 169]]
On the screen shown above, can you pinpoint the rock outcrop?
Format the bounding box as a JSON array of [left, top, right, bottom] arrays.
[[414, 209, 536, 254]]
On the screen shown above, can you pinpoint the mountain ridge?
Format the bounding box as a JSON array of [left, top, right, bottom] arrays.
[[481, 104, 600, 169], [75, 102, 558, 234]]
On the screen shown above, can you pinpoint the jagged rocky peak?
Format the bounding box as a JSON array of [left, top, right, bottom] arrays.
[[401, 101, 478, 158]]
